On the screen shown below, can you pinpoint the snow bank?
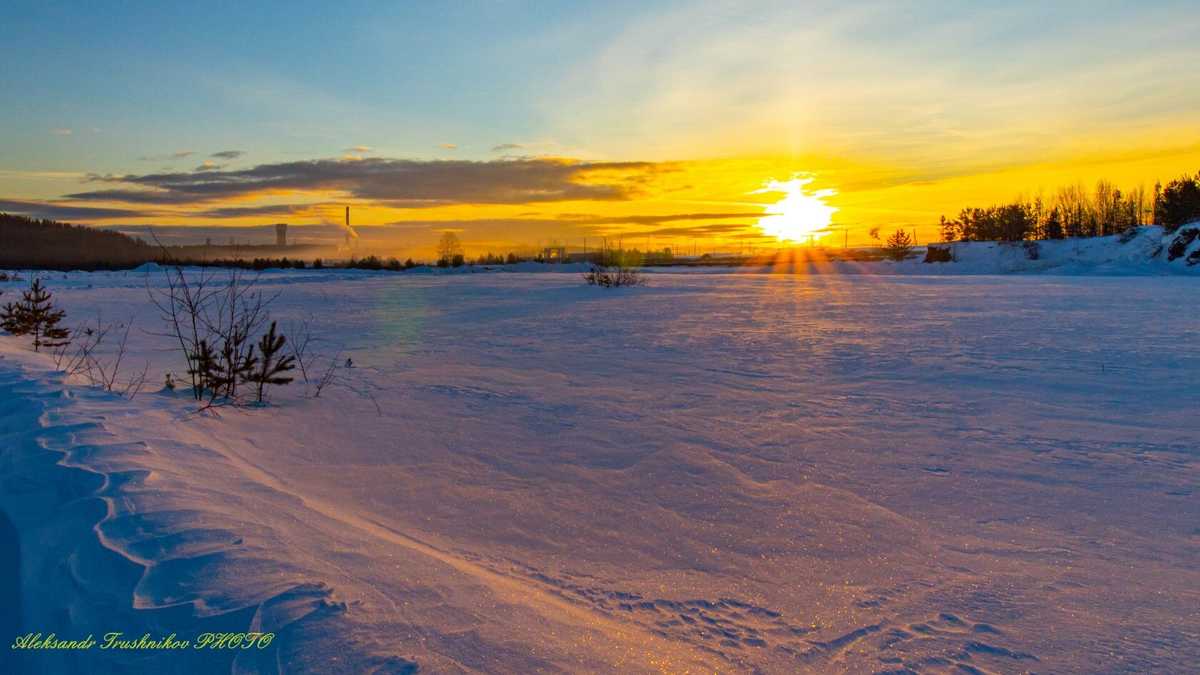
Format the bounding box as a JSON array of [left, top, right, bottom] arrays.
[[904, 225, 1200, 276], [655, 225, 1200, 276], [0, 343, 398, 674]]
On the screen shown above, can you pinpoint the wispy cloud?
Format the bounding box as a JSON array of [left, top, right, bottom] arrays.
[[551, 0, 1200, 168], [554, 212, 753, 226], [438, 142, 458, 149], [346, 146, 373, 153], [211, 150, 245, 159], [493, 141, 557, 153], [193, 203, 328, 219], [0, 169, 91, 182], [51, 129, 73, 135], [138, 150, 198, 161]]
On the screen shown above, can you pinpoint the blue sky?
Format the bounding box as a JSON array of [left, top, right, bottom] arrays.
[[2, 0, 651, 173]]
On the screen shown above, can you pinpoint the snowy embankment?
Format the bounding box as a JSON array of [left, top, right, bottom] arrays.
[[2, 271, 1199, 674], [660, 225, 1200, 276], [888, 224, 1200, 276], [0, 343, 367, 674]]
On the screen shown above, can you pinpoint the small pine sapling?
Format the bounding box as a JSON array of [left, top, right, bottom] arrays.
[[1, 279, 71, 351], [187, 339, 220, 398], [0, 298, 21, 335], [250, 320, 296, 402], [884, 229, 915, 261], [214, 327, 257, 401]]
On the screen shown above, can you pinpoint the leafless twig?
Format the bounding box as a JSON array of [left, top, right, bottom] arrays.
[[57, 317, 148, 400], [312, 348, 343, 399]]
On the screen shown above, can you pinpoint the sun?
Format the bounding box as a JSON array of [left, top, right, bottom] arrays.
[[753, 176, 838, 243]]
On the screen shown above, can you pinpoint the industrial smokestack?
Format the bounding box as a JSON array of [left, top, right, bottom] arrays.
[[333, 206, 359, 250]]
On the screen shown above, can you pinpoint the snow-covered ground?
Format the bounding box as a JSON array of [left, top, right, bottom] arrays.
[[2, 267, 1199, 674]]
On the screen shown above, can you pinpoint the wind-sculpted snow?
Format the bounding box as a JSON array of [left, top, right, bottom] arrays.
[[1, 269, 1199, 673], [0, 350, 377, 674]]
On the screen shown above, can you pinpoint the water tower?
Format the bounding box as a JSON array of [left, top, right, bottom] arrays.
[[275, 223, 287, 247]]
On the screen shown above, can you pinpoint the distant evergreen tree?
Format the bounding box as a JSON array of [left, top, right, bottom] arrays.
[[0, 279, 71, 351], [939, 215, 961, 242], [1154, 171, 1200, 232], [1043, 207, 1065, 240], [884, 229, 915, 261]]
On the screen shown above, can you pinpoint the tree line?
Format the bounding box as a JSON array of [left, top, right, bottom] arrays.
[[939, 171, 1200, 243], [0, 213, 156, 270]]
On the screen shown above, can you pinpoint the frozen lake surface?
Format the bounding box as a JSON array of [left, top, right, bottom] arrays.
[[2, 270, 1198, 674]]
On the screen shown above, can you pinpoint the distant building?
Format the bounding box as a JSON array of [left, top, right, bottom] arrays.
[[275, 223, 287, 247], [567, 251, 602, 264]]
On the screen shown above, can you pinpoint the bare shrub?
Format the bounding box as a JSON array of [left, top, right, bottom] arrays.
[[282, 315, 349, 399], [312, 348, 344, 399], [285, 315, 317, 391], [54, 318, 148, 399], [583, 248, 646, 288]]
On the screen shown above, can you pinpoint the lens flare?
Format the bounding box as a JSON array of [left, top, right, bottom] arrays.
[[753, 176, 838, 243]]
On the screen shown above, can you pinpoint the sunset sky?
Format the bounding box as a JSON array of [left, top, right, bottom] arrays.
[[2, 0, 1198, 257]]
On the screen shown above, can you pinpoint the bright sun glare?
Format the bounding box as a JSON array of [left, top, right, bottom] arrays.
[[753, 176, 838, 243]]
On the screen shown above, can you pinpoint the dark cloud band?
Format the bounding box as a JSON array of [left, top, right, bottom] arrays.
[[0, 199, 148, 220], [67, 157, 668, 207]]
